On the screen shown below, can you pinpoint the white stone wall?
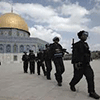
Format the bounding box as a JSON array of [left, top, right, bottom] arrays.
[[0, 53, 37, 64], [0, 53, 23, 63]]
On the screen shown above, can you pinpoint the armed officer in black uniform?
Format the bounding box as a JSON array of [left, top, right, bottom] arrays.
[[44, 43, 52, 80], [29, 50, 35, 74], [69, 30, 100, 99], [50, 37, 65, 86], [22, 52, 29, 73], [37, 49, 46, 76]]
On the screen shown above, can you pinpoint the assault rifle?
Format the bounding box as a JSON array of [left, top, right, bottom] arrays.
[[71, 38, 75, 64], [62, 48, 69, 54], [72, 38, 74, 49]]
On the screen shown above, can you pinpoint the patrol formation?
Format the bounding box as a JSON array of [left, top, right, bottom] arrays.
[[22, 30, 100, 99]]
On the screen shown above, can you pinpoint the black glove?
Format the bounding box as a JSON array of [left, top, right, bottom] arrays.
[[75, 62, 82, 70]]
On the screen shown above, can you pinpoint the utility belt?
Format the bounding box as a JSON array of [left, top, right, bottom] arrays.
[[54, 53, 63, 58], [30, 60, 35, 62]]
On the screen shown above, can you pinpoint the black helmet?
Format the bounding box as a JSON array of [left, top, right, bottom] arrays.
[[45, 43, 50, 48], [53, 37, 60, 42], [31, 50, 33, 52], [39, 48, 41, 51], [77, 30, 88, 39], [29, 50, 31, 52], [29, 50, 33, 52], [23, 51, 27, 53]]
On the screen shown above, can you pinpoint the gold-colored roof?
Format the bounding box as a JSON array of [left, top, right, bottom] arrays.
[[0, 13, 28, 32]]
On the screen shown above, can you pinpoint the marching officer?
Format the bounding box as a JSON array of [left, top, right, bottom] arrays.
[[44, 43, 52, 80], [50, 37, 65, 86], [69, 30, 100, 99], [29, 50, 35, 74], [22, 52, 29, 73], [37, 49, 46, 76]]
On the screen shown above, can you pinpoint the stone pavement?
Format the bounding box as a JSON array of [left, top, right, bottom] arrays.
[[0, 60, 100, 100]]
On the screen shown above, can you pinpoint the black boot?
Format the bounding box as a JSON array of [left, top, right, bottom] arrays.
[[69, 84, 76, 92], [58, 82, 62, 86], [89, 92, 100, 99], [47, 77, 51, 80]]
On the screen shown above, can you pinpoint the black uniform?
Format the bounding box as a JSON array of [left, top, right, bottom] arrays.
[[22, 52, 29, 73], [37, 50, 46, 76], [70, 40, 95, 93], [50, 42, 65, 85], [44, 45, 52, 79], [29, 51, 35, 74], [69, 30, 100, 99]]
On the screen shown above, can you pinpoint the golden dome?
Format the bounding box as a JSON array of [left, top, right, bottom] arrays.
[[0, 13, 28, 32]]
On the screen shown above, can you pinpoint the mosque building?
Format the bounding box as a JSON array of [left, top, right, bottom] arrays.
[[0, 12, 47, 63]]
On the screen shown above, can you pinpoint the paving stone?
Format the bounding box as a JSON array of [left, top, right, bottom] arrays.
[[0, 60, 100, 100]]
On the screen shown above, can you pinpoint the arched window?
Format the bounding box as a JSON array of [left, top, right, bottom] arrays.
[[6, 44, 11, 53], [0, 44, 4, 53], [20, 45, 24, 53], [26, 45, 30, 52], [4, 31, 8, 36], [17, 31, 19, 36], [8, 30, 12, 36], [0, 31, 3, 36], [32, 45, 36, 52], [13, 44, 18, 53]]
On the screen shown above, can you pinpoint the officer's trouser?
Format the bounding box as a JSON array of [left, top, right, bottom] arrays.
[[69, 64, 95, 93], [29, 61, 35, 74], [37, 61, 46, 75], [45, 60, 52, 79], [53, 57, 65, 83], [23, 61, 28, 72]]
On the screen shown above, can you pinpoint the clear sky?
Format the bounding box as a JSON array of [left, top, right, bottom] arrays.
[[0, 0, 100, 52]]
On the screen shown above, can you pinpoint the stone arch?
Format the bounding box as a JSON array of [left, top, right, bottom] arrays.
[[8, 30, 12, 36], [32, 45, 36, 52], [26, 45, 30, 52], [13, 44, 18, 53], [0, 44, 4, 53], [20, 45, 24, 53], [6, 44, 11, 53]]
